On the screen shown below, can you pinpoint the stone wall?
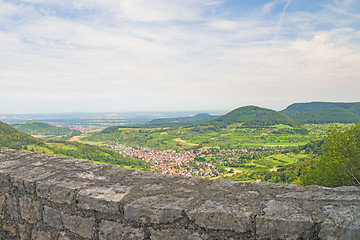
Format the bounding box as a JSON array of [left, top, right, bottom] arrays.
[[0, 149, 359, 240]]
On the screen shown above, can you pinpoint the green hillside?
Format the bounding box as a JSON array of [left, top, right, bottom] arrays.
[[0, 121, 43, 149], [281, 102, 360, 114], [281, 102, 360, 123], [86, 105, 322, 151], [147, 113, 217, 127], [13, 120, 81, 139], [196, 106, 298, 129], [289, 108, 360, 124]]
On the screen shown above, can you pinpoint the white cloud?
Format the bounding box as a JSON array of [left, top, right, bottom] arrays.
[[17, 0, 223, 22], [273, 0, 292, 40], [0, 0, 359, 113], [0, 1, 20, 18], [261, 0, 278, 15], [208, 19, 238, 31]]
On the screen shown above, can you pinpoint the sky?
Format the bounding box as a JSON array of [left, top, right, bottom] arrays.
[[0, 0, 359, 114]]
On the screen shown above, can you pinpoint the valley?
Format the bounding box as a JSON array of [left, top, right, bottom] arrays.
[[1, 101, 359, 186]]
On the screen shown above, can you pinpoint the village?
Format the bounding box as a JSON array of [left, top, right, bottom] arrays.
[[109, 144, 256, 178]]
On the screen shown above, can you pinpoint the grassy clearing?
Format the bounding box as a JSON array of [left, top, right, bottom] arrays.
[[265, 153, 308, 164], [274, 124, 293, 129], [31, 135, 45, 138], [173, 138, 199, 147]]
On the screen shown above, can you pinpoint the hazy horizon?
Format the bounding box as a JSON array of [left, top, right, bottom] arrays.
[[2, 101, 360, 116], [1, 0, 359, 114], [0, 109, 227, 116]]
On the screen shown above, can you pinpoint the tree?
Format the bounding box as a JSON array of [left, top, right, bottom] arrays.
[[301, 123, 360, 187]]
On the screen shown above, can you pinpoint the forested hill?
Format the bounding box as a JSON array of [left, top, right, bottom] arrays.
[[13, 120, 81, 138], [147, 113, 217, 127], [0, 122, 149, 170], [281, 102, 360, 114], [280, 102, 360, 123], [196, 106, 298, 128], [0, 121, 43, 149]]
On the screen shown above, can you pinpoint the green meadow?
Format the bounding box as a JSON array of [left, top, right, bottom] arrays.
[[84, 123, 351, 150], [82, 122, 354, 183]]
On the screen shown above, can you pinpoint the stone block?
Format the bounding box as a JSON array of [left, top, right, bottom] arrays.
[[49, 185, 76, 205], [0, 194, 5, 210], [36, 182, 50, 198], [31, 229, 53, 240], [0, 173, 10, 192], [49, 181, 89, 204], [20, 196, 41, 224], [124, 195, 190, 224], [57, 232, 72, 240], [188, 200, 253, 233], [99, 220, 144, 240], [37, 179, 91, 204], [2, 224, 17, 237], [21, 168, 57, 194], [319, 205, 360, 240], [18, 221, 32, 240], [256, 200, 314, 239], [149, 228, 207, 240], [22, 179, 37, 194], [63, 214, 94, 239], [77, 185, 131, 213], [43, 206, 63, 230], [5, 194, 19, 220]]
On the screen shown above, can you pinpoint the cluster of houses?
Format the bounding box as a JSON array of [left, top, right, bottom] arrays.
[[110, 144, 223, 178], [108, 143, 289, 177]]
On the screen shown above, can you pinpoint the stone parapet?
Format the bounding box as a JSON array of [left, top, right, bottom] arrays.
[[0, 149, 359, 239]]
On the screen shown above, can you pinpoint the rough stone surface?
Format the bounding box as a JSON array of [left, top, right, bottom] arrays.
[[0, 149, 359, 240], [99, 220, 144, 240], [19, 196, 41, 224], [0, 195, 5, 212], [188, 200, 253, 233], [319, 205, 360, 239], [124, 194, 191, 224], [31, 229, 53, 240], [77, 185, 131, 213], [256, 200, 315, 239], [43, 206, 63, 229], [149, 228, 208, 240], [5, 194, 19, 221], [63, 214, 94, 239]]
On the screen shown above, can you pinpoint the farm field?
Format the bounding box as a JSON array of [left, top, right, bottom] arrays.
[[3, 102, 359, 185], [84, 123, 351, 150], [81, 122, 354, 182]]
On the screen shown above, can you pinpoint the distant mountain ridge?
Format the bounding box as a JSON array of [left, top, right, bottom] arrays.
[[280, 102, 360, 123], [145, 102, 360, 129], [281, 102, 360, 114]]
